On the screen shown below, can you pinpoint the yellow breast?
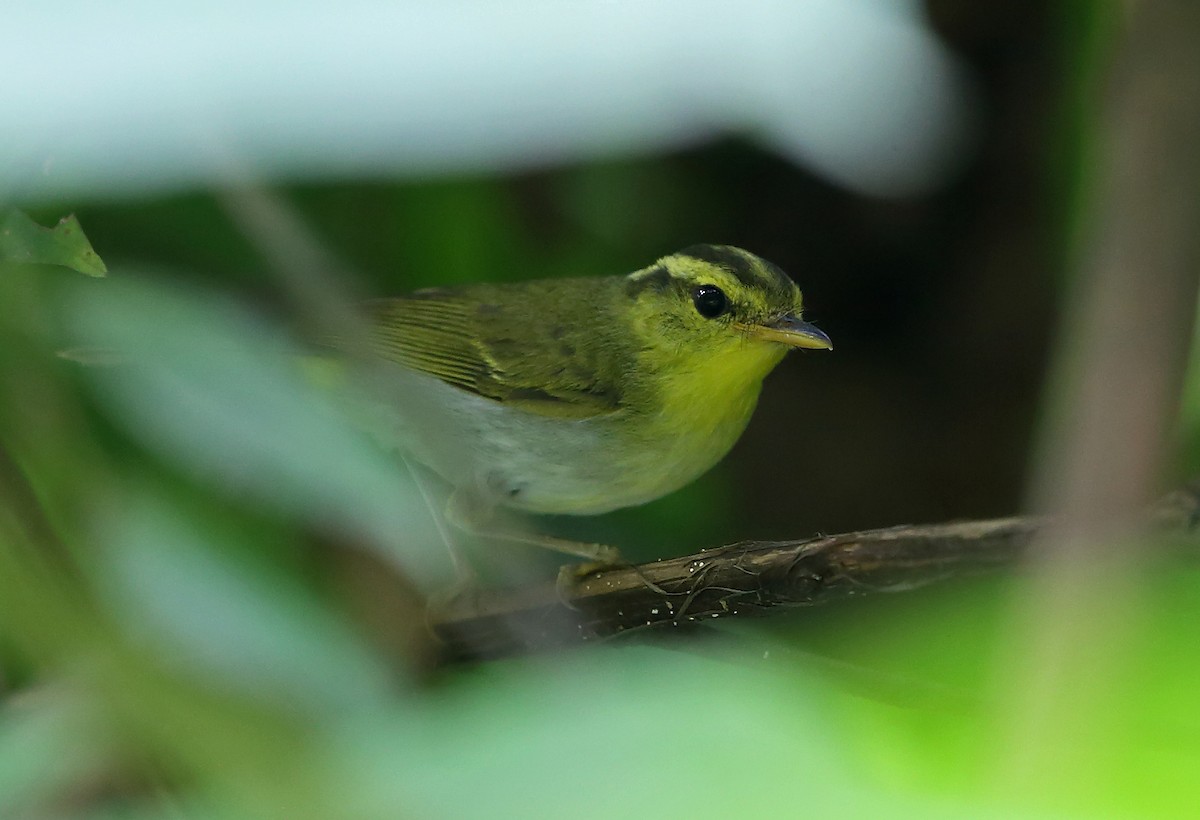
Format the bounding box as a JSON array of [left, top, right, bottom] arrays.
[[608, 339, 788, 505], [657, 341, 784, 433]]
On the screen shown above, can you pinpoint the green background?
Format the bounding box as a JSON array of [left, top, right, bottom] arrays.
[[4, 3, 1200, 817]]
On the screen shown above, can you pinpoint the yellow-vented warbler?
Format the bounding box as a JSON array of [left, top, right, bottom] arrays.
[[354, 244, 831, 565]]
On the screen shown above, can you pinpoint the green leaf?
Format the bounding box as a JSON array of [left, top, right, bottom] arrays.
[[63, 273, 448, 583], [96, 490, 394, 714], [325, 645, 1008, 819], [0, 209, 107, 276], [0, 692, 104, 817]]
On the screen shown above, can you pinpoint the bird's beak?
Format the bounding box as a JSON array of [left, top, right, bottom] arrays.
[[737, 315, 833, 350]]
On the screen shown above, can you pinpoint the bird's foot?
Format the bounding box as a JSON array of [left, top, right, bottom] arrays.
[[555, 546, 624, 607]]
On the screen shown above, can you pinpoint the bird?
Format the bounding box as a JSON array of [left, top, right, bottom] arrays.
[[351, 243, 831, 567]]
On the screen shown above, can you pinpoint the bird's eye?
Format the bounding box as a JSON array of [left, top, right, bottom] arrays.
[[692, 284, 728, 319]]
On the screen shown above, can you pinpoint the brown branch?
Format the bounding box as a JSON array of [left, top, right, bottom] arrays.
[[429, 485, 1200, 662]]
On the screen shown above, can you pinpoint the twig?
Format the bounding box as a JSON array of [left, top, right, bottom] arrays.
[[429, 485, 1200, 662]]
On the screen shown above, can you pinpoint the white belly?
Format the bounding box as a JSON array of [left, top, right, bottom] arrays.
[[351, 366, 750, 516]]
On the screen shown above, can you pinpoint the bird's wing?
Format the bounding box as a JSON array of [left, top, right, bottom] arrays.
[[364, 284, 623, 420]]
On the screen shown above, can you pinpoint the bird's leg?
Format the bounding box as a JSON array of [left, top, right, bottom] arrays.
[[445, 489, 624, 577], [400, 457, 478, 585], [445, 489, 622, 563]]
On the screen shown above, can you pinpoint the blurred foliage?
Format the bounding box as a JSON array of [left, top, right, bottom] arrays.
[[0, 210, 107, 276], [4, 2, 1200, 818]]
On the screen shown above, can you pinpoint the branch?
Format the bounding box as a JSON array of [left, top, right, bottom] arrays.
[[429, 486, 1200, 661]]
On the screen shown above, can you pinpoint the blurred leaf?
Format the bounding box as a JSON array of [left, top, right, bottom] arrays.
[[325, 646, 986, 819], [95, 490, 394, 715], [2, 3, 971, 200], [61, 273, 449, 583], [754, 557, 1200, 816], [0, 690, 104, 816], [0, 210, 107, 276]]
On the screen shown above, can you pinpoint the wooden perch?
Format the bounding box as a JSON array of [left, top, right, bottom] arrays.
[[429, 485, 1200, 661]]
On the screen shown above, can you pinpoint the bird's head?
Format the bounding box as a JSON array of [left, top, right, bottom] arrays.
[[624, 244, 831, 380]]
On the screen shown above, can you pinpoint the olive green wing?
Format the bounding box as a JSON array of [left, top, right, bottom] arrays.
[[365, 283, 624, 420]]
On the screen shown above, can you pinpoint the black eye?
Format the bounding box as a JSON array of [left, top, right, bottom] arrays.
[[692, 284, 728, 319]]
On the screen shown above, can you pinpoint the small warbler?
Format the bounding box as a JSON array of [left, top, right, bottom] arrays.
[[358, 244, 831, 564]]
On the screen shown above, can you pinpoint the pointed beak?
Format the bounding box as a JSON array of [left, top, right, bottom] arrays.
[[737, 315, 833, 350]]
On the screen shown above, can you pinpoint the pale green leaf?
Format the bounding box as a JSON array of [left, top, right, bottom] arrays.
[[63, 273, 448, 583], [97, 491, 394, 714], [0, 209, 107, 276]]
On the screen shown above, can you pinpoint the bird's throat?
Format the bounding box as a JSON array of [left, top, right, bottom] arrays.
[[652, 342, 785, 437]]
